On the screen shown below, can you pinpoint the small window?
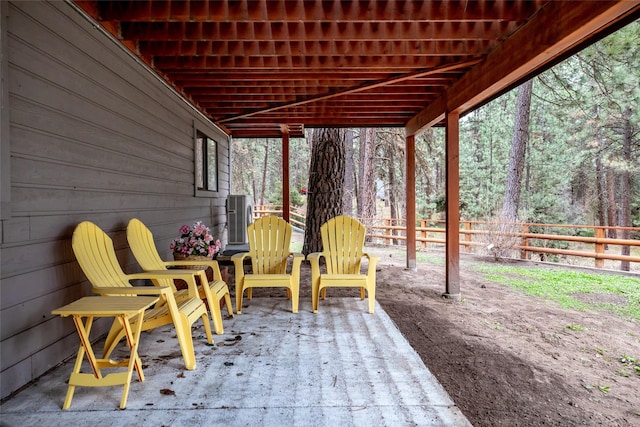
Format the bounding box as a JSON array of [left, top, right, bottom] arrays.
[[195, 130, 218, 194]]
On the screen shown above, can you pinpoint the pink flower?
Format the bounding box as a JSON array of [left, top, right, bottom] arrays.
[[171, 221, 221, 257], [193, 222, 208, 236]]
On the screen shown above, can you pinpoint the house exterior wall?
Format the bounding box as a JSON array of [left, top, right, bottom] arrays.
[[0, 1, 231, 399]]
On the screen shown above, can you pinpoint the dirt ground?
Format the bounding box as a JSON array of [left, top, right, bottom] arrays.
[[360, 249, 640, 426], [240, 245, 640, 426]]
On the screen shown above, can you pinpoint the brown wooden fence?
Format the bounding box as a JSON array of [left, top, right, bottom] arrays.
[[253, 205, 640, 270]]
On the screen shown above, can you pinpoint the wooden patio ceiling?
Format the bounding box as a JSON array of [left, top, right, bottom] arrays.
[[74, 1, 640, 138]]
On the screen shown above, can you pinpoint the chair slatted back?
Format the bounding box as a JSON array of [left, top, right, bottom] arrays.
[[247, 216, 292, 274], [321, 215, 366, 275], [126, 218, 179, 289], [72, 221, 131, 289], [126, 219, 166, 269]]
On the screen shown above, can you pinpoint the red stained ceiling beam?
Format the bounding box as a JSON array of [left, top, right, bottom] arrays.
[[120, 20, 516, 42], [97, 0, 546, 23], [217, 58, 480, 123], [152, 54, 474, 70], [137, 39, 493, 57]]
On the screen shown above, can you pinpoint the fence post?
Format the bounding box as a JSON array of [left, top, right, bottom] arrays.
[[520, 224, 529, 259], [385, 219, 391, 245], [595, 227, 605, 268], [421, 220, 427, 249], [464, 221, 472, 252]]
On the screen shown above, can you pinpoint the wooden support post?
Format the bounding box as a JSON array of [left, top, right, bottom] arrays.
[[405, 134, 416, 270], [445, 112, 461, 299], [521, 224, 529, 259], [595, 227, 605, 268], [281, 128, 290, 223]]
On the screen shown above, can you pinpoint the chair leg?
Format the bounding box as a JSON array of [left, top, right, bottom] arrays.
[[209, 281, 231, 334], [290, 286, 299, 313], [175, 312, 197, 371], [201, 311, 214, 344], [214, 282, 233, 317], [236, 285, 244, 314], [210, 302, 225, 335], [223, 292, 234, 317], [368, 286, 376, 314]]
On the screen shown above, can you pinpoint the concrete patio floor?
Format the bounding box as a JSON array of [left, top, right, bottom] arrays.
[[1, 296, 471, 426]]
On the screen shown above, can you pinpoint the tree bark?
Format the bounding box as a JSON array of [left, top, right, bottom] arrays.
[[606, 168, 618, 236], [620, 106, 632, 271], [595, 153, 608, 229], [357, 128, 377, 225], [501, 79, 534, 222], [303, 128, 346, 255], [343, 129, 355, 216], [385, 135, 399, 244], [259, 138, 269, 205]]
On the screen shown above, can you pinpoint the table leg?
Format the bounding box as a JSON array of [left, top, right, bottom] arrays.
[[118, 312, 146, 409], [63, 316, 98, 410]]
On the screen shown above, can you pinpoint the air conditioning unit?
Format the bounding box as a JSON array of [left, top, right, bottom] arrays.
[[226, 195, 254, 245]]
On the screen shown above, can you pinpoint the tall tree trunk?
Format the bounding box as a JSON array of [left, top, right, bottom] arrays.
[[357, 128, 377, 226], [259, 139, 269, 205], [620, 106, 633, 271], [303, 128, 346, 255], [384, 136, 399, 244], [501, 79, 534, 222], [343, 129, 355, 215], [595, 147, 606, 227]]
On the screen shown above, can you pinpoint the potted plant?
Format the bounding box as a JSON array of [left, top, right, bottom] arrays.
[[170, 221, 222, 262]]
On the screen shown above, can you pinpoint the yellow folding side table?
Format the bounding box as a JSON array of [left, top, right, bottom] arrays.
[[52, 296, 158, 410]]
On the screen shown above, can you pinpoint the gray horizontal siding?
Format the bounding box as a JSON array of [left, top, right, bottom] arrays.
[[1, 1, 231, 399]]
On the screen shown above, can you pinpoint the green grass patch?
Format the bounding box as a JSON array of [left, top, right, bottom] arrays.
[[474, 264, 640, 321], [416, 252, 445, 265]]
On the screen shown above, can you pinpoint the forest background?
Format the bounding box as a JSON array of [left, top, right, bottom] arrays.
[[230, 21, 639, 245]]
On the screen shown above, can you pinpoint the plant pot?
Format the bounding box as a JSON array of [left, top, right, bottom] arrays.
[[172, 253, 214, 271]]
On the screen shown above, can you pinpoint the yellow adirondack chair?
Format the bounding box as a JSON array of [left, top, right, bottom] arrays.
[[126, 218, 233, 335], [232, 216, 304, 314], [71, 221, 213, 371], [307, 215, 380, 313]]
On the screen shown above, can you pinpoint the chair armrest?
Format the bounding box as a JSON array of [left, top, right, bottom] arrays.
[[231, 252, 251, 270], [289, 252, 305, 273], [290, 253, 305, 261], [362, 253, 380, 275], [307, 252, 325, 279], [306, 252, 324, 263], [127, 270, 200, 299], [93, 286, 173, 297], [362, 253, 380, 264], [230, 252, 251, 262]]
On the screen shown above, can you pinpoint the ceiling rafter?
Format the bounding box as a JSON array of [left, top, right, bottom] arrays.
[[73, 0, 639, 138], [217, 58, 481, 123], [98, 0, 546, 23]]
